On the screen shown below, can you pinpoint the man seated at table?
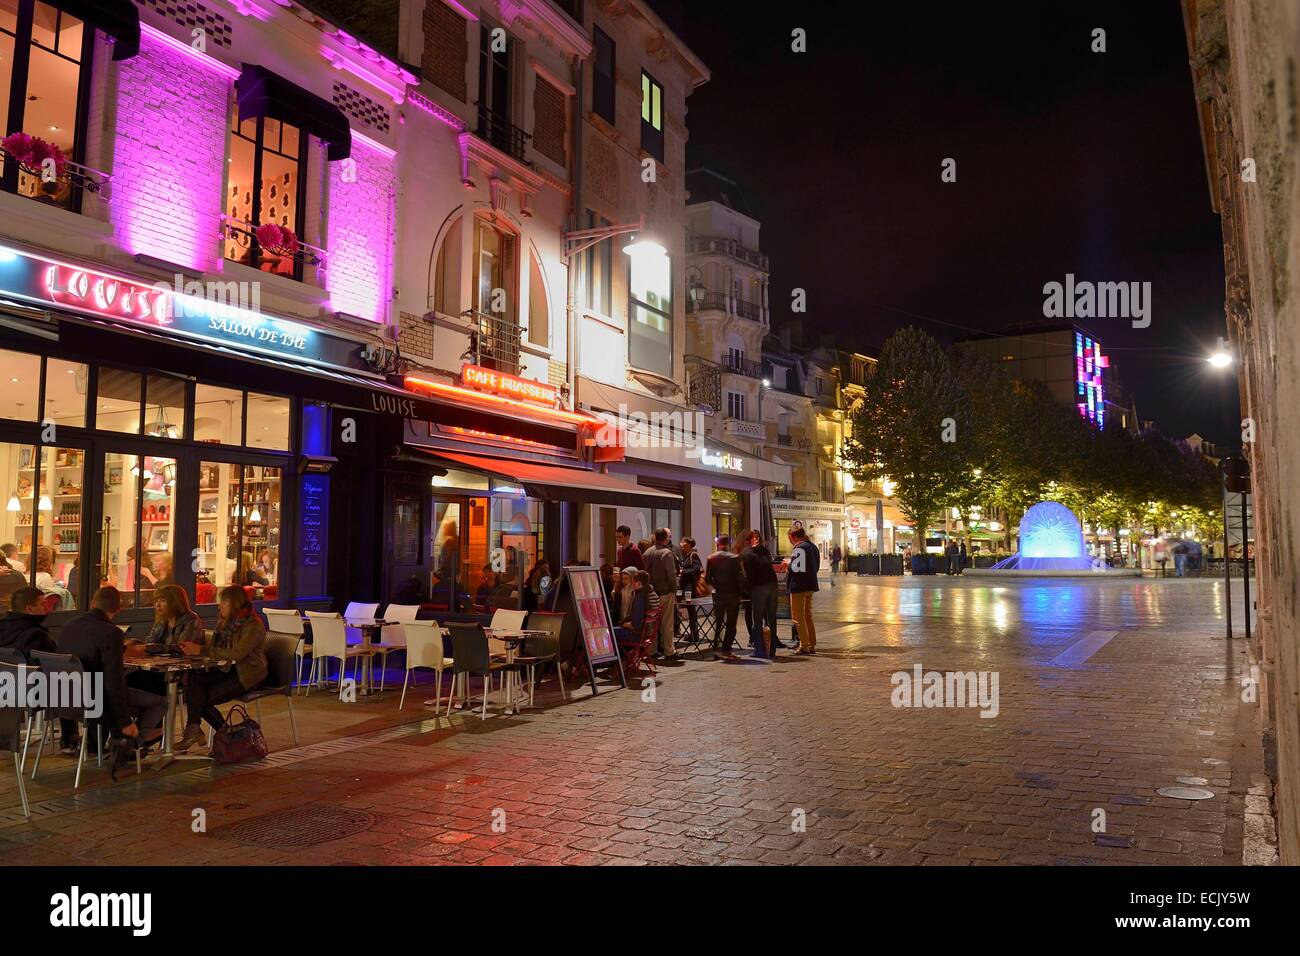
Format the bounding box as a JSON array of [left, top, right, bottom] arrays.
[[175, 586, 266, 753], [57, 586, 166, 752], [0, 586, 56, 662]]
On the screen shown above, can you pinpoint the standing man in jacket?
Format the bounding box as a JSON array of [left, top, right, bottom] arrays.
[[787, 527, 820, 655], [740, 531, 779, 658], [705, 535, 744, 661], [615, 525, 644, 572], [643, 529, 679, 660]]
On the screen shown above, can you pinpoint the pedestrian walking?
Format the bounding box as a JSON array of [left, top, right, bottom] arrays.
[[787, 526, 820, 655], [831, 544, 843, 575], [944, 539, 959, 575], [958, 539, 967, 575]]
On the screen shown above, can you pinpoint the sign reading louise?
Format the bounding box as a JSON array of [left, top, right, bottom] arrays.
[[0, 243, 363, 367], [461, 364, 559, 408]]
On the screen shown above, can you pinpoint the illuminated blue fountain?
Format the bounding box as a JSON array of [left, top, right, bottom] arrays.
[[968, 501, 1139, 577]]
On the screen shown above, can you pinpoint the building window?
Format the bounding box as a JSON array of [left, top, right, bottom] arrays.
[[592, 26, 615, 124], [628, 247, 671, 376], [225, 114, 307, 279], [472, 216, 521, 373], [477, 22, 524, 160], [578, 209, 612, 316], [640, 69, 663, 162], [527, 250, 548, 348], [0, 1, 93, 211], [726, 391, 746, 421]]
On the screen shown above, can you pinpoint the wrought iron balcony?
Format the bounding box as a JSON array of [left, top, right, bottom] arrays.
[[686, 355, 722, 411], [722, 353, 763, 378], [686, 290, 728, 313], [776, 433, 793, 447], [467, 309, 522, 375], [475, 105, 531, 164], [686, 234, 769, 271]]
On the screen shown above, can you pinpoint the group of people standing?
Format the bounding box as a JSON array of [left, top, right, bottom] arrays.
[[602, 523, 822, 663]]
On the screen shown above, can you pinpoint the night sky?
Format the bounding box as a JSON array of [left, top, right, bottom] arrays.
[[646, 0, 1240, 446]]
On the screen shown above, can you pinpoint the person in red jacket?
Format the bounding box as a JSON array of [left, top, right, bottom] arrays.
[[615, 525, 644, 571]]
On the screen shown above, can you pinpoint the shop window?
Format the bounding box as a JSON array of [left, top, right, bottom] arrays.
[[485, 495, 543, 612], [431, 500, 463, 611], [194, 383, 244, 445], [103, 451, 176, 609], [527, 250, 549, 348], [95, 367, 142, 433], [628, 246, 671, 376], [0, 347, 40, 421], [33, 444, 81, 608], [225, 113, 306, 279], [194, 460, 280, 606], [1, 441, 37, 580], [144, 375, 185, 439], [246, 392, 290, 451], [0, 1, 93, 211], [43, 358, 86, 428]]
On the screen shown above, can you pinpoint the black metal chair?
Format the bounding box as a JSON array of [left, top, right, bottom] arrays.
[[517, 611, 567, 706], [222, 634, 299, 747], [0, 659, 31, 818], [29, 651, 98, 788], [446, 623, 520, 720]]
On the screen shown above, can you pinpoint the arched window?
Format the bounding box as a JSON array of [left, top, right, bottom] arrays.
[[433, 215, 463, 317]]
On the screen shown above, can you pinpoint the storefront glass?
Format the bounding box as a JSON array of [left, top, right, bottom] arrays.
[[712, 487, 743, 543]]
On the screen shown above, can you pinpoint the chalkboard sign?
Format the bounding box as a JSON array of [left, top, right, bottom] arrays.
[[298, 473, 328, 596], [550, 565, 626, 694]]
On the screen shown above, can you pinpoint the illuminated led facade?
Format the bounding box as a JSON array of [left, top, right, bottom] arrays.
[[1075, 331, 1109, 429]]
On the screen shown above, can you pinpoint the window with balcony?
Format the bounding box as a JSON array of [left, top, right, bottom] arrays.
[[640, 69, 663, 162], [628, 244, 671, 376], [477, 22, 528, 161], [224, 114, 307, 279], [592, 26, 614, 125], [0, 0, 92, 211], [472, 215, 521, 373]]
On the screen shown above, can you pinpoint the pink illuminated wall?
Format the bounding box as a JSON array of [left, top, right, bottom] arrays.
[[110, 33, 228, 272], [326, 139, 395, 323]]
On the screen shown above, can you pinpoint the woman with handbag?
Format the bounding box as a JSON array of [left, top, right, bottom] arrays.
[[175, 586, 268, 753]]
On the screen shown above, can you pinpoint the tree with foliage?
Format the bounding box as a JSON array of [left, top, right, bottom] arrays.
[[843, 327, 973, 541]]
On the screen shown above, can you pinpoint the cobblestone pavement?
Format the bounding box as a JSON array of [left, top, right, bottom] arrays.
[[0, 576, 1258, 865]]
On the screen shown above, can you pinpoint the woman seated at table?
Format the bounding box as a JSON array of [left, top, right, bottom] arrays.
[[126, 584, 203, 695], [235, 551, 269, 588], [34, 546, 73, 610], [174, 586, 267, 753], [614, 571, 659, 645]]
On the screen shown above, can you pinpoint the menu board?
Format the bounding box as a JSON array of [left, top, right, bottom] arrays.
[[551, 565, 626, 694], [297, 474, 328, 597]]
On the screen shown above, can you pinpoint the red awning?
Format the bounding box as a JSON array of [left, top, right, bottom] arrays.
[[426, 451, 681, 509]]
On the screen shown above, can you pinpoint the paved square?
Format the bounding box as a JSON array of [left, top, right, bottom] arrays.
[[0, 576, 1257, 865]]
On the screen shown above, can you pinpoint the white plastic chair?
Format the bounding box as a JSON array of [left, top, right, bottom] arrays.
[[367, 604, 418, 692], [264, 608, 309, 691], [398, 621, 454, 710], [487, 608, 527, 661], [304, 612, 370, 699]]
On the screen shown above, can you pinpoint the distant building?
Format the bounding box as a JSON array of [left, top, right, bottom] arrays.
[[955, 323, 1140, 435]]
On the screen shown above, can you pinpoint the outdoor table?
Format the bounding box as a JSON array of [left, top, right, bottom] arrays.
[[675, 596, 716, 651], [343, 618, 394, 695], [123, 653, 235, 757], [483, 628, 548, 714]]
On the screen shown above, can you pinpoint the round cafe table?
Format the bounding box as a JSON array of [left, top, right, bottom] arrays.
[[124, 652, 235, 758]]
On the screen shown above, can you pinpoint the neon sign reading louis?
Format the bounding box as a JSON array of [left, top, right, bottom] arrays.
[[700, 447, 743, 472]]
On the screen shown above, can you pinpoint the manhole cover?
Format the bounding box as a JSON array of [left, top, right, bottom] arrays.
[[1156, 787, 1215, 801], [211, 804, 381, 848], [1176, 776, 1209, 786]]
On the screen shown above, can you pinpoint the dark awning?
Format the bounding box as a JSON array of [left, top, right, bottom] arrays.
[[235, 64, 352, 161], [422, 451, 683, 510], [59, 0, 140, 60]]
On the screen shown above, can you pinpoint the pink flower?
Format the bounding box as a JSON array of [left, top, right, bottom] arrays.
[[1, 132, 65, 175], [255, 222, 284, 249]]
